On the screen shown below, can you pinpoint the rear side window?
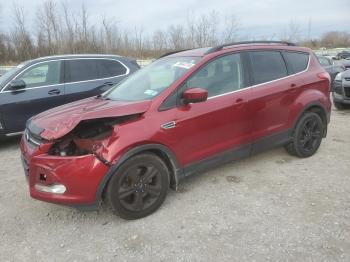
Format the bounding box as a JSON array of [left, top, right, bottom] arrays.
[[249, 51, 287, 85], [67, 59, 99, 82], [283, 52, 309, 74], [97, 59, 127, 78]]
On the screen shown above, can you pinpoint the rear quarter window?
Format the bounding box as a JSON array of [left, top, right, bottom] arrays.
[[249, 51, 287, 85], [282, 51, 309, 74], [66, 59, 128, 83], [97, 59, 127, 78]]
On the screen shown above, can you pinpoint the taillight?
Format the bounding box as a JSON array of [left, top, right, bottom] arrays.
[[317, 72, 331, 82], [317, 72, 331, 92]]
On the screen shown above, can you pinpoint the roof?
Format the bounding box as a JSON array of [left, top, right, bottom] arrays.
[[27, 54, 125, 63], [166, 43, 311, 58]]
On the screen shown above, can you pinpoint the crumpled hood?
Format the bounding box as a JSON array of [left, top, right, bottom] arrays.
[[30, 97, 152, 140]]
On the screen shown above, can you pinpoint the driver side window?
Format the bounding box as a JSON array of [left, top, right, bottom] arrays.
[[12, 61, 62, 89], [183, 53, 245, 98]]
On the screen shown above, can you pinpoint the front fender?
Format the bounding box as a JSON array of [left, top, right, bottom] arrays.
[[95, 143, 183, 203]]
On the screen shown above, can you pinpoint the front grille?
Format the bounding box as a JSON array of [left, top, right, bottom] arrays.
[[344, 77, 350, 81], [333, 81, 343, 95], [344, 87, 350, 98]]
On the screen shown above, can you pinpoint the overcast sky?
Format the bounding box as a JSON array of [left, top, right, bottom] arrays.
[[0, 0, 349, 39]]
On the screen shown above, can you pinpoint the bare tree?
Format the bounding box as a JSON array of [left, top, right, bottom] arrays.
[[61, 1, 75, 53], [36, 0, 62, 55], [133, 26, 145, 58], [320, 31, 350, 48], [168, 25, 185, 49], [222, 14, 239, 43], [152, 30, 167, 57], [281, 20, 301, 42], [11, 3, 34, 61], [1, 1, 349, 64]]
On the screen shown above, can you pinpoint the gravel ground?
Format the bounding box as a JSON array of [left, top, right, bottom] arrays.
[[0, 107, 349, 262]]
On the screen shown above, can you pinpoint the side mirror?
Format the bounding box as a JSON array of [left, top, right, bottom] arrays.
[[182, 87, 208, 104], [9, 79, 26, 90]]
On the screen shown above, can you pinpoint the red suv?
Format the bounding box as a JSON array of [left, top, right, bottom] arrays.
[[20, 41, 331, 219]]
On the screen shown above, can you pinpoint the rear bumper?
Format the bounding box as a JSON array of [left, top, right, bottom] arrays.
[[20, 136, 109, 208]]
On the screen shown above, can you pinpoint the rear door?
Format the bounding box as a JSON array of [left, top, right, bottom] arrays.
[[247, 50, 295, 152], [248, 50, 309, 153], [0, 60, 65, 134], [64, 58, 129, 103]]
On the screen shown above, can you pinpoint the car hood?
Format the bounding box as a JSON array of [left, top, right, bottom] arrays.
[[339, 59, 350, 66], [340, 69, 350, 78], [29, 97, 152, 140]]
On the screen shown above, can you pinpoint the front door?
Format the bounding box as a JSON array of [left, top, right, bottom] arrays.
[[170, 53, 253, 169]]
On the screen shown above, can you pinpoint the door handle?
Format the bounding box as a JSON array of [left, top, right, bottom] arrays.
[[235, 98, 244, 104], [288, 83, 297, 92], [48, 89, 61, 95], [290, 83, 296, 88], [103, 82, 114, 86]]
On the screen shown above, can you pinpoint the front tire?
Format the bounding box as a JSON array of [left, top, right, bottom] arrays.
[[285, 112, 324, 158], [106, 153, 169, 220]]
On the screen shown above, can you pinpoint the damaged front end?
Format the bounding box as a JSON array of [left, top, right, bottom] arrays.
[[47, 116, 139, 164], [21, 114, 141, 206]]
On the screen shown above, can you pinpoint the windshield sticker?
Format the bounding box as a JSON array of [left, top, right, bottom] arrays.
[[173, 61, 195, 69], [144, 89, 158, 96]]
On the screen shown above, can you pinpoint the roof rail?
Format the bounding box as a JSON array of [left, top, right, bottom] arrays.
[[158, 49, 191, 59], [204, 41, 297, 55]]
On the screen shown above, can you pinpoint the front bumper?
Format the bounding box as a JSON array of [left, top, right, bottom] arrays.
[[20, 135, 109, 207], [333, 78, 350, 104], [333, 91, 350, 105]]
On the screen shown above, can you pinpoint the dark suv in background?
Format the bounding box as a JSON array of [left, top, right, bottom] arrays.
[[336, 50, 350, 60], [317, 55, 345, 86], [0, 55, 139, 138]]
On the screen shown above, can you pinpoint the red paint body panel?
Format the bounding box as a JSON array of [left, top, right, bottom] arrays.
[[20, 44, 331, 207]]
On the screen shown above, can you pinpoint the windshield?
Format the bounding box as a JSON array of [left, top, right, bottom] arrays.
[[0, 62, 28, 88], [104, 56, 200, 101]]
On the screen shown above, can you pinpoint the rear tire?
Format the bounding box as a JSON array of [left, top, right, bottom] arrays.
[[285, 112, 323, 158], [106, 153, 169, 220]]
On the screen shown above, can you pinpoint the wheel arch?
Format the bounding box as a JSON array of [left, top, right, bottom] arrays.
[[96, 143, 183, 203], [292, 101, 329, 138]]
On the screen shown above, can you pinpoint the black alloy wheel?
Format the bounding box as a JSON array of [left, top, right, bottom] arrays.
[[297, 116, 322, 153], [106, 153, 169, 220], [285, 112, 324, 158]]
